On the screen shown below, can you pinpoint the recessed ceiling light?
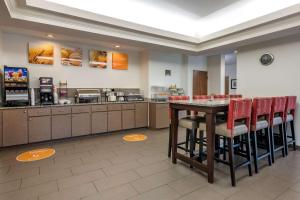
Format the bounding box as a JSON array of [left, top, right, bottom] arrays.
[[115, 45, 120, 48], [46, 34, 54, 39], [234, 50, 238, 54]]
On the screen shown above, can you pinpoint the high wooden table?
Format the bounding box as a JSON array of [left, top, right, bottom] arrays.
[[170, 99, 229, 183]]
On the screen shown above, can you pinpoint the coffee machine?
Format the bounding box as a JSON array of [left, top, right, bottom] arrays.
[[39, 77, 54, 105]]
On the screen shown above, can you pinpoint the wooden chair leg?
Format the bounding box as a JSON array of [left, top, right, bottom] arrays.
[[283, 122, 288, 156], [265, 127, 272, 166], [216, 135, 220, 162], [279, 124, 286, 157], [168, 124, 172, 158], [228, 138, 236, 187], [252, 131, 258, 173], [246, 133, 252, 176], [189, 129, 196, 168], [291, 121, 297, 151], [223, 137, 227, 161], [185, 129, 190, 152], [199, 130, 204, 162], [270, 127, 275, 163]]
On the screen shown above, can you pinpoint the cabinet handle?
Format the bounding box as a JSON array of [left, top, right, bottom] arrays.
[[29, 118, 32, 121], [24, 110, 27, 113]]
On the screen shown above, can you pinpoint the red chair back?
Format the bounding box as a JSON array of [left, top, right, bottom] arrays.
[[251, 97, 272, 130], [285, 96, 297, 121], [169, 96, 189, 101], [193, 95, 210, 100], [214, 95, 229, 99], [270, 97, 287, 126], [230, 94, 242, 98], [227, 99, 252, 137]]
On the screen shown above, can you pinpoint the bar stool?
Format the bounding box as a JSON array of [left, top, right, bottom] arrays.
[[215, 98, 252, 186], [251, 97, 272, 173], [214, 94, 229, 99], [230, 94, 243, 98], [270, 97, 287, 163], [283, 96, 297, 155], [168, 96, 203, 158]]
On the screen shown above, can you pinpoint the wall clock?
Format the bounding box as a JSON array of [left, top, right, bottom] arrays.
[[260, 53, 274, 66]]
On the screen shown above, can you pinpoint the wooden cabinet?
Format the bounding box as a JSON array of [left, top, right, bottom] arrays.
[[3, 109, 28, 146], [0, 111, 2, 147], [122, 110, 135, 129], [72, 113, 91, 137], [28, 116, 51, 143], [108, 111, 122, 132], [92, 112, 108, 134], [52, 114, 72, 139], [28, 108, 51, 143], [149, 103, 169, 129], [71, 105, 91, 137], [135, 103, 148, 128]]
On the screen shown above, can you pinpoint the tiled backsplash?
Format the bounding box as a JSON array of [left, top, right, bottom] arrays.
[[30, 88, 141, 104]]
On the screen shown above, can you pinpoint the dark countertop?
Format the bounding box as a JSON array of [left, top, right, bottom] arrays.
[[0, 101, 149, 110]]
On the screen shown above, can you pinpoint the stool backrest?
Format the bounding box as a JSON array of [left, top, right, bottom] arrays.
[[168, 96, 190, 119], [285, 96, 297, 120], [251, 97, 272, 129], [193, 95, 210, 100], [270, 97, 287, 126], [169, 96, 189, 101], [229, 94, 242, 98], [227, 99, 252, 136], [214, 95, 229, 99]]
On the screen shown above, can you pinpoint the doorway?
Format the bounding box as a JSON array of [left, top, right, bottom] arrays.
[[225, 76, 229, 95], [193, 70, 208, 96]]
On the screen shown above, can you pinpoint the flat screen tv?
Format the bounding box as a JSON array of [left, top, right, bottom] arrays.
[[4, 66, 28, 83]]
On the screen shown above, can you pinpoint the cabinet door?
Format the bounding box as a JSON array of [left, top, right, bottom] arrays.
[[122, 110, 135, 130], [92, 112, 108, 134], [0, 111, 2, 147], [135, 103, 148, 128], [28, 116, 51, 143], [108, 111, 122, 132], [72, 113, 91, 137], [3, 109, 28, 146], [156, 106, 169, 128], [52, 114, 71, 139]]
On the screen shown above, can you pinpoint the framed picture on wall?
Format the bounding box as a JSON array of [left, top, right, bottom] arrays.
[[28, 42, 54, 65], [61, 47, 82, 67], [165, 69, 171, 76], [112, 53, 128, 70], [89, 50, 107, 68], [231, 79, 237, 89]]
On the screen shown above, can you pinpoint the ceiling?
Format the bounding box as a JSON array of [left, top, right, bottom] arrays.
[[43, 0, 300, 37], [2, 0, 300, 54]]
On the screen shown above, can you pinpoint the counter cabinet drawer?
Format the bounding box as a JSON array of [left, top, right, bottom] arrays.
[[155, 103, 169, 109], [52, 106, 71, 115], [72, 105, 91, 114], [121, 104, 135, 110], [92, 105, 107, 112], [107, 104, 122, 111], [28, 108, 51, 117]]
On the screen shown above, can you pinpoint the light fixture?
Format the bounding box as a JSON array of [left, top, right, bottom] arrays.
[[114, 45, 120, 48], [46, 34, 54, 39]]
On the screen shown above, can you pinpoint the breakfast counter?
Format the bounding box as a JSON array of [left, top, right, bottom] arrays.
[[0, 101, 149, 147]]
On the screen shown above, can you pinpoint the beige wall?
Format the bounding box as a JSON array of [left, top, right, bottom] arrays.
[[1, 32, 142, 89], [207, 55, 225, 95], [237, 37, 300, 144]]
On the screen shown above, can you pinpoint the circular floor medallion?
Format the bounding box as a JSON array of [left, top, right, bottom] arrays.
[[123, 134, 148, 142], [16, 148, 55, 162]]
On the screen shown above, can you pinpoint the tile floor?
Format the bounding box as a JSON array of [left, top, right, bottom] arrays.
[[0, 128, 299, 200]]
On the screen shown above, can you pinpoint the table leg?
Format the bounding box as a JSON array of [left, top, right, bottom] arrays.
[[171, 108, 179, 164], [206, 112, 216, 183]]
